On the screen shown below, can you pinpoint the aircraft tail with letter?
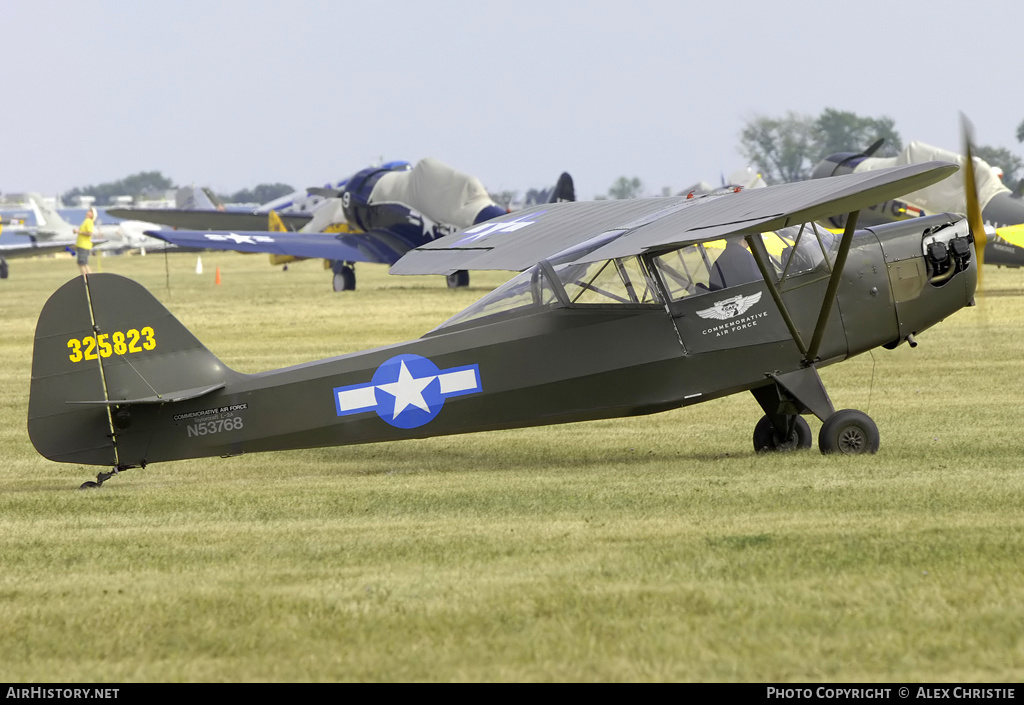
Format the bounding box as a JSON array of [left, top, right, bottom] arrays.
[[27, 195, 76, 239], [28, 274, 240, 473]]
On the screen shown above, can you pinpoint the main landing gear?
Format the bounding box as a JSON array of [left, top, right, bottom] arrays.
[[750, 368, 880, 455], [332, 261, 356, 291], [446, 270, 470, 288]]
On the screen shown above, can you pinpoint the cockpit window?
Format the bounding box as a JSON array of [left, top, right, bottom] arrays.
[[761, 223, 839, 282], [652, 236, 763, 301], [652, 225, 841, 302], [434, 266, 558, 331], [561, 256, 658, 304], [432, 255, 660, 332]]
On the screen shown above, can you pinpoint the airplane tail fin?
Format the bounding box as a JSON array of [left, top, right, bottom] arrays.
[[175, 186, 224, 210], [27, 195, 75, 238], [28, 274, 235, 468], [268, 210, 288, 232], [548, 172, 575, 203]]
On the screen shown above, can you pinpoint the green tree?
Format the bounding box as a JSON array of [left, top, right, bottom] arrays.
[[608, 176, 643, 199], [740, 109, 903, 184], [739, 112, 818, 184], [1016, 118, 1024, 144], [813, 108, 902, 159], [63, 171, 176, 205], [222, 183, 295, 205], [974, 145, 1023, 186], [489, 190, 518, 209]]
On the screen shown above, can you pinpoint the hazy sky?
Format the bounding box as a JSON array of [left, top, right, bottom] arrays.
[[4, 0, 1022, 201]]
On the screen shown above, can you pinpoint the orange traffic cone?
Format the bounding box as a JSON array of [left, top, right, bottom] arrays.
[[215, 266, 221, 285]]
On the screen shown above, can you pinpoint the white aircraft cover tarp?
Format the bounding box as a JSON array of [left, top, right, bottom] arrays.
[[853, 141, 1009, 212], [369, 158, 497, 228]]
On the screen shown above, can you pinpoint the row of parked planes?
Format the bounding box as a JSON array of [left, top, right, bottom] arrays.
[[4, 139, 1024, 291]]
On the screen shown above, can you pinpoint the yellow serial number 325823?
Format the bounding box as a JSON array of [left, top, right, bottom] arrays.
[[67, 327, 156, 363]]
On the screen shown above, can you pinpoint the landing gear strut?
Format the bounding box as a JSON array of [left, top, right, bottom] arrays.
[[750, 367, 880, 455]]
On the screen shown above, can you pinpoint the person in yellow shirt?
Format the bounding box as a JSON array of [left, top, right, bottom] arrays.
[[75, 207, 97, 275]]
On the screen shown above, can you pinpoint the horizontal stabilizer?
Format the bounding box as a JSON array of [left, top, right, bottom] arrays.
[[67, 383, 226, 406]]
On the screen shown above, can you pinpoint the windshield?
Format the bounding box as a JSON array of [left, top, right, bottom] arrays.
[[433, 255, 660, 332]]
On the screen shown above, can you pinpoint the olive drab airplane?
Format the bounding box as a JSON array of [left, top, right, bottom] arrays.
[[812, 138, 1024, 269], [29, 155, 984, 489], [131, 159, 576, 292]]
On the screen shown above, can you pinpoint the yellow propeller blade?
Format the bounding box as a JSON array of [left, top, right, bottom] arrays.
[[961, 114, 987, 289]]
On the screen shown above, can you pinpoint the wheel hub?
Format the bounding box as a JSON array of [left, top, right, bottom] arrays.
[[837, 427, 866, 453]]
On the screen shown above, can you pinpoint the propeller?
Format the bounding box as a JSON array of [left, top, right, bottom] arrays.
[[960, 114, 987, 290]]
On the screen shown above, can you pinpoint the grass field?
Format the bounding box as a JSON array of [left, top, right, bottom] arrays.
[[1, 251, 1022, 682]]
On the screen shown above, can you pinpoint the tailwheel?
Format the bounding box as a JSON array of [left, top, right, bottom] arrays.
[[78, 468, 122, 490], [753, 415, 812, 452], [818, 409, 880, 455]]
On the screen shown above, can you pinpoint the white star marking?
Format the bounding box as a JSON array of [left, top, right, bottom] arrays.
[[375, 360, 436, 419]]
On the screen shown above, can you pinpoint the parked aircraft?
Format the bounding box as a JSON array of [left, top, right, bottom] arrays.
[[28, 159, 982, 489], [136, 159, 575, 291], [812, 139, 1024, 268], [16, 196, 171, 256]]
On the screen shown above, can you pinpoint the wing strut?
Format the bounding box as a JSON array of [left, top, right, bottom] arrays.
[[745, 210, 861, 365], [745, 235, 809, 357], [805, 210, 860, 364]]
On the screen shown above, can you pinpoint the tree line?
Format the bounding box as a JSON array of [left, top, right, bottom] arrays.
[[59, 110, 1024, 205], [61, 174, 295, 207]]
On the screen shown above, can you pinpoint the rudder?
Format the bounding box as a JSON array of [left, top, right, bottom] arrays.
[[28, 274, 237, 467]]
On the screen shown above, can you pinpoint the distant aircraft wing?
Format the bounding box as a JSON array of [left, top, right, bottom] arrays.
[[143, 229, 402, 264], [391, 162, 957, 275], [107, 208, 313, 232], [0, 238, 79, 258]]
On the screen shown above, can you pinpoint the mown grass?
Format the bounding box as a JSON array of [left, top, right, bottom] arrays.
[[0, 251, 1022, 682]]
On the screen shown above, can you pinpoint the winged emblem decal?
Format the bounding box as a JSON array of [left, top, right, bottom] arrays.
[[696, 292, 763, 320]]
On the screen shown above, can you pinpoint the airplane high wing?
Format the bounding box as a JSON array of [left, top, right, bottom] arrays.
[[391, 161, 957, 275], [0, 235, 78, 279]]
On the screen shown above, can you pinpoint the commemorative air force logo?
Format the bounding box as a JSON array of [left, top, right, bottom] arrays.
[[333, 354, 482, 429], [696, 292, 763, 320]]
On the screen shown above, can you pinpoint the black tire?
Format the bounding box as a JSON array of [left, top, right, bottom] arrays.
[[446, 270, 470, 288], [753, 415, 812, 452], [818, 409, 880, 455], [332, 266, 356, 292], [0, 258, 8, 280], [79, 481, 99, 490]]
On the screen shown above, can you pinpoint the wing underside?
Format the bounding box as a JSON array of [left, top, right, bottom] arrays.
[[143, 229, 406, 265], [107, 208, 312, 232], [390, 162, 958, 275]]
